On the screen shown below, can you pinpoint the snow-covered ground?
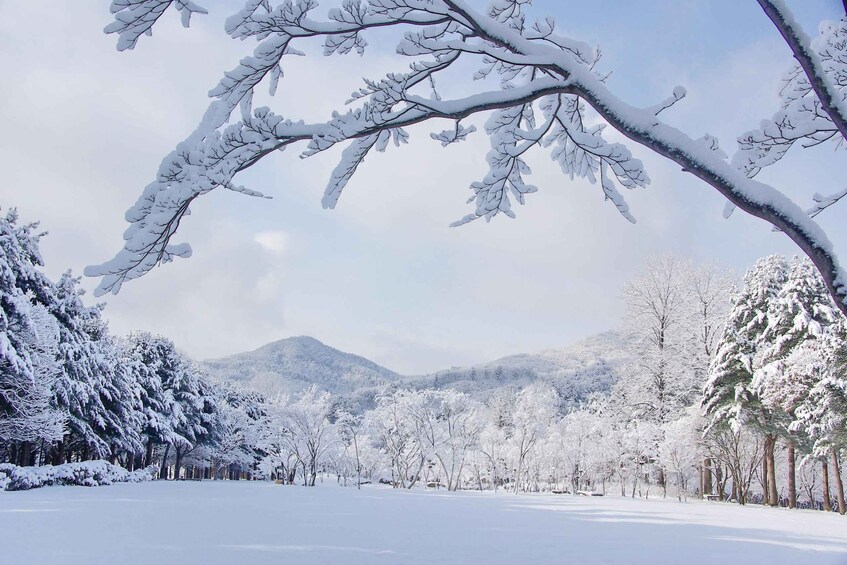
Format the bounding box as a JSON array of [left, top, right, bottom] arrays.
[[2, 481, 845, 565]]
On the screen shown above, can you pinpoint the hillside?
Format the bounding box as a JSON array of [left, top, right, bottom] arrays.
[[201, 336, 401, 401], [202, 332, 628, 409], [404, 331, 628, 406]]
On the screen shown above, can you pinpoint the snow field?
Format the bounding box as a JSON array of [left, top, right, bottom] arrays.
[[2, 480, 846, 565]]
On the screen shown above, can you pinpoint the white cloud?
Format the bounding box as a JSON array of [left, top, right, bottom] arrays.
[[254, 230, 289, 254]]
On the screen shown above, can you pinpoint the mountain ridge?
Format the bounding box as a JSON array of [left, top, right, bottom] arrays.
[[201, 332, 629, 408], [201, 335, 401, 400]]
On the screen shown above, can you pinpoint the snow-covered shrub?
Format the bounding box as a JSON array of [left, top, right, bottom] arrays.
[[0, 464, 13, 491], [0, 461, 158, 492]]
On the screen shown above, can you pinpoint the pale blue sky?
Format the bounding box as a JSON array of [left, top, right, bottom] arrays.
[[1, 0, 845, 373]]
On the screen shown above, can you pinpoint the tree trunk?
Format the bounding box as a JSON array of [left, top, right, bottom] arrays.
[[514, 459, 522, 494], [716, 466, 726, 501], [831, 450, 846, 515], [703, 458, 713, 496], [51, 441, 65, 466], [766, 435, 778, 507], [18, 442, 32, 467], [144, 439, 154, 468], [787, 441, 797, 509], [823, 459, 833, 512], [159, 444, 171, 480], [174, 447, 183, 480], [761, 448, 768, 506]]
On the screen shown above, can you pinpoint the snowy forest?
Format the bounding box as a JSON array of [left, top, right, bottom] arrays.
[[3, 205, 846, 515], [5, 0, 847, 561]]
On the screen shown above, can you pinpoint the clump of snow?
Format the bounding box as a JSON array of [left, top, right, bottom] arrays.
[[0, 461, 158, 492]]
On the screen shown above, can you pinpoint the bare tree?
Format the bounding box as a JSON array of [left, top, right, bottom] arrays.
[[88, 1, 847, 315], [337, 410, 364, 489], [619, 255, 691, 425]]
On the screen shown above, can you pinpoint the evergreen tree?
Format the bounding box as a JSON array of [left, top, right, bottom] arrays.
[[124, 332, 184, 470], [703, 255, 789, 429], [703, 255, 789, 505], [50, 273, 142, 461], [0, 209, 65, 464]]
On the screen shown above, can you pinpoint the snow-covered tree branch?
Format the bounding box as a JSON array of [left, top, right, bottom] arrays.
[[89, 0, 847, 316]]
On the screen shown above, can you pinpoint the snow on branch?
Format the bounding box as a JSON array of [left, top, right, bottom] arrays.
[[106, 0, 208, 51], [808, 187, 847, 218], [93, 0, 847, 316], [648, 86, 687, 116], [757, 0, 847, 143], [729, 9, 846, 222]]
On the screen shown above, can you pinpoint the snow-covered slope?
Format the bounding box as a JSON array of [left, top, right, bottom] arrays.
[[202, 332, 629, 409], [404, 331, 629, 406], [201, 336, 400, 400]]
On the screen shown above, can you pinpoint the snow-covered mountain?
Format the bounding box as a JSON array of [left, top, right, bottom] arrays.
[[202, 332, 629, 409], [201, 336, 401, 400], [404, 331, 629, 406]]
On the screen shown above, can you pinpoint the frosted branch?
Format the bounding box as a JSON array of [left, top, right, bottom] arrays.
[[93, 0, 847, 317]]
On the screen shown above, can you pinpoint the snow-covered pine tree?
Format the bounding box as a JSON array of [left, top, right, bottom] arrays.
[[0, 209, 66, 465], [168, 362, 219, 477], [792, 323, 847, 513], [703, 255, 789, 505], [49, 273, 143, 463], [203, 380, 266, 479], [703, 255, 789, 427], [123, 332, 189, 476], [753, 257, 845, 507]]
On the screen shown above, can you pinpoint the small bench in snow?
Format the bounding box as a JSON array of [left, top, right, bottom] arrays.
[[576, 490, 603, 497]]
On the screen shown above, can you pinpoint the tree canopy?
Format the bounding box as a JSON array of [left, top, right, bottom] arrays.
[[87, 1, 847, 316]]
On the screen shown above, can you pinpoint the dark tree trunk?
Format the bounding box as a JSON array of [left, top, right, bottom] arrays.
[[159, 444, 171, 480], [766, 435, 778, 507], [703, 458, 712, 496], [18, 442, 32, 467], [174, 447, 184, 480], [761, 447, 768, 506], [51, 441, 65, 466], [787, 441, 797, 509], [144, 439, 154, 468], [831, 450, 846, 515], [823, 459, 833, 512]]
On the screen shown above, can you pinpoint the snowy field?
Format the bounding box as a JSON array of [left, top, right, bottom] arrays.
[[2, 481, 846, 565]]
